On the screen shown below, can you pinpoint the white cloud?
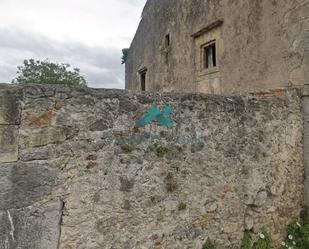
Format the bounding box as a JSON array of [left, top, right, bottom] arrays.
[[0, 0, 146, 88]]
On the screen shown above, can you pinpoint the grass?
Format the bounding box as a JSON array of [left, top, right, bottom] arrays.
[[280, 207, 309, 249], [241, 231, 252, 249]]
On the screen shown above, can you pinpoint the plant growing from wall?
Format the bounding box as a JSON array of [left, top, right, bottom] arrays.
[[252, 230, 272, 249], [150, 143, 172, 157], [241, 231, 252, 249], [121, 143, 135, 153], [201, 211, 309, 249], [280, 208, 309, 249], [202, 239, 216, 249], [178, 202, 187, 211], [240, 229, 272, 249]]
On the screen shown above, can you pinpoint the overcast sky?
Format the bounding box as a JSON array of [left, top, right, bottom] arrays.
[[0, 0, 146, 88]]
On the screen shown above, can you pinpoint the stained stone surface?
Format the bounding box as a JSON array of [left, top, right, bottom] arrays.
[[0, 85, 21, 163], [0, 125, 18, 163], [0, 84, 21, 125], [302, 86, 309, 208], [0, 84, 305, 249], [0, 201, 63, 249]]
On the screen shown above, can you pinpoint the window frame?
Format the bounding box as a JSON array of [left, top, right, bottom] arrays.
[[200, 40, 218, 74], [138, 67, 147, 91]]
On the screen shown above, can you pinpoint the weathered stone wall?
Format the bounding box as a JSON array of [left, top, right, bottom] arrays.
[[0, 84, 304, 248], [302, 85, 309, 208], [126, 0, 309, 94]]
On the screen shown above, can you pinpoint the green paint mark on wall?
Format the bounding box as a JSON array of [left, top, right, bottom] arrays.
[[136, 104, 174, 128]]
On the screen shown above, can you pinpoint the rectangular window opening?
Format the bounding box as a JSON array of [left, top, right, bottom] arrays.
[[203, 42, 216, 69], [139, 69, 147, 91], [165, 34, 170, 47]]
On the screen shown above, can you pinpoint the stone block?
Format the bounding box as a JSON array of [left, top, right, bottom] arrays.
[[0, 125, 18, 163], [0, 87, 21, 125], [0, 201, 63, 249], [24, 128, 67, 148], [0, 161, 60, 210]]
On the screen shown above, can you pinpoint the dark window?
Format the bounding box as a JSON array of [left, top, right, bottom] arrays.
[[165, 34, 170, 65], [165, 34, 170, 47], [139, 69, 147, 91], [203, 42, 216, 69]]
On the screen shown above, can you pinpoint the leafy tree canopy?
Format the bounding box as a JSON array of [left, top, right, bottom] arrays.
[[121, 48, 129, 64], [12, 59, 88, 86]]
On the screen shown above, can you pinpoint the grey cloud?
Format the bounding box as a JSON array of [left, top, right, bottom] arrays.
[[0, 28, 125, 88]]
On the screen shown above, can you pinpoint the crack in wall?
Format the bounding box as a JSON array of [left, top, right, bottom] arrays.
[[6, 210, 15, 242], [57, 200, 65, 249]]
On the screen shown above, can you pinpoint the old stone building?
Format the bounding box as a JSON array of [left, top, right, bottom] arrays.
[[125, 0, 309, 94]]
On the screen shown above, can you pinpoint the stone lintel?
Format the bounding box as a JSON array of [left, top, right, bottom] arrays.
[[191, 19, 224, 38]]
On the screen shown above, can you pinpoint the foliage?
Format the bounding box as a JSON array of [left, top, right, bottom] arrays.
[[240, 229, 272, 249], [121, 48, 129, 64], [202, 239, 216, 249], [151, 143, 172, 157], [280, 208, 309, 249], [252, 230, 272, 249], [201, 210, 309, 249], [241, 231, 252, 249], [121, 143, 135, 153], [178, 202, 187, 211], [12, 59, 87, 86]]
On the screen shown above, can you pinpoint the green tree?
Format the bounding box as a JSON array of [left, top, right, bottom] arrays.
[[12, 59, 88, 86], [121, 48, 129, 64]]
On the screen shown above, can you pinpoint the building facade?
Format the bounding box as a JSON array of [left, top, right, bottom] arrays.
[[125, 0, 309, 95]]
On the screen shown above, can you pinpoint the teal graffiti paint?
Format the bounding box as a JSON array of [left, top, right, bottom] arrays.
[[136, 104, 174, 128]]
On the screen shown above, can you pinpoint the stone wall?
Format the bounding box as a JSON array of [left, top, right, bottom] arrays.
[[0, 84, 305, 249], [302, 85, 309, 208], [126, 0, 309, 94]]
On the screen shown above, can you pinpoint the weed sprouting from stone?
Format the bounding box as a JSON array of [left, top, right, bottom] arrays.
[[240, 229, 272, 249], [150, 143, 172, 157], [241, 231, 252, 249], [252, 230, 272, 249], [202, 239, 216, 249], [178, 202, 187, 211], [280, 207, 309, 249], [121, 143, 135, 153]]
